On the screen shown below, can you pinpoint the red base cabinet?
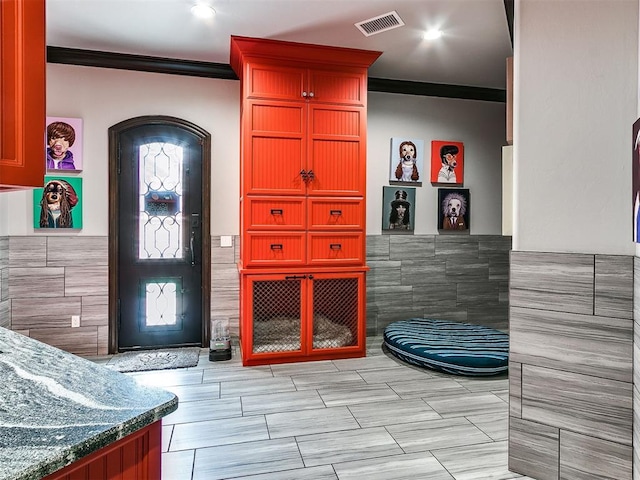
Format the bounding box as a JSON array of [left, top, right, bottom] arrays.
[[42, 422, 162, 480], [231, 36, 380, 366], [241, 270, 367, 366]]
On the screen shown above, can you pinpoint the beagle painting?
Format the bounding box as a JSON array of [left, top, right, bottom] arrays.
[[37, 178, 79, 228]]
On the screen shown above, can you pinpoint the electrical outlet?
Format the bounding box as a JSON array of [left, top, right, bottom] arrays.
[[220, 235, 233, 247], [71, 315, 80, 328]]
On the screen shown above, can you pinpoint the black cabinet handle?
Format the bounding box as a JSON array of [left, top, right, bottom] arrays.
[[285, 275, 307, 280], [270, 244, 283, 250], [307, 170, 315, 180], [330, 210, 342, 216], [329, 243, 342, 250], [270, 209, 283, 215]]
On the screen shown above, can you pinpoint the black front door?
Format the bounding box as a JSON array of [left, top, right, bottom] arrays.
[[113, 117, 209, 350]]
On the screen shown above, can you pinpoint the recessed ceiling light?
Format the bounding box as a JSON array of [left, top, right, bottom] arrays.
[[423, 28, 443, 40], [191, 3, 215, 19]]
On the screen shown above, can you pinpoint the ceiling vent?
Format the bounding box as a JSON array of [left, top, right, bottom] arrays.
[[355, 11, 405, 37]]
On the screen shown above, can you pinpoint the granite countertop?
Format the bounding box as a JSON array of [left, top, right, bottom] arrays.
[[0, 327, 178, 480]]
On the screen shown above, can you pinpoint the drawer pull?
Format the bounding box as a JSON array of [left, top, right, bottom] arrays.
[[270, 244, 283, 250], [329, 243, 342, 250], [329, 210, 342, 216], [270, 209, 283, 215]]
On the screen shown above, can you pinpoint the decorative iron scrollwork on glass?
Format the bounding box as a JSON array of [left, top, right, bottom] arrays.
[[138, 142, 183, 259]]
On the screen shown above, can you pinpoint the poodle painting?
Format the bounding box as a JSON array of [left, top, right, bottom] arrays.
[[431, 140, 464, 185], [438, 188, 470, 232], [389, 137, 424, 186], [33, 176, 83, 229]]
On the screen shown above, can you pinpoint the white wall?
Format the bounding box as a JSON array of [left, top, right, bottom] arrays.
[[514, 0, 638, 255], [367, 92, 505, 234], [6, 64, 241, 236], [0, 194, 7, 236], [4, 63, 506, 237]]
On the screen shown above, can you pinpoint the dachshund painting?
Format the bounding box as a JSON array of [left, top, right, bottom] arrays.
[[39, 179, 78, 228]]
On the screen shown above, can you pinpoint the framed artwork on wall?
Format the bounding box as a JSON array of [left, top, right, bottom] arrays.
[[389, 137, 424, 186], [382, 186, 415, 233], [633, 117, 640, 242], [46, 116, 83, 171], [33, 175, 83, 229], [430, 140, 464, 185], [438, 188, 470, 233]]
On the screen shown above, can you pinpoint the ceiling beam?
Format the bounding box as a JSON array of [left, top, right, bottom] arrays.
[[47, 46, 505, 103]]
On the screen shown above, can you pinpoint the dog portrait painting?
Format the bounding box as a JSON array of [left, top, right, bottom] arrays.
[[45, 117, 83, 171], [382, 186, 416, 233], [438, 188, 470, 233], [389, 137, 424, 186], [33, 176, 83, 229], [431, 140, 464, 185]]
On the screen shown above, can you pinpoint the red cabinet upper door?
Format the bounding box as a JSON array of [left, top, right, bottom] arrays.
[[243, 100, 306, 196], [306, 104, 366, 197], [0, 0, 45, 189], [245, 62, 306, 101], [308, 68, 367, 106]]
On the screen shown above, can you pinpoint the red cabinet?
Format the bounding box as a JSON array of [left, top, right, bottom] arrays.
[[0, 0, 46, 190], [231, 36, 380, 365], [241, 271, 366, 366], [42, 422, 162, 480]]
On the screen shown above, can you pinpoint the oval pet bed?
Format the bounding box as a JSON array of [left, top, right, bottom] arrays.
[[383, 318, 508, 376]]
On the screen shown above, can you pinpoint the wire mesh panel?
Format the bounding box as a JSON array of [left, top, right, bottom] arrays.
[[312, 277, 358, 349], [252, 279, 302, 353]]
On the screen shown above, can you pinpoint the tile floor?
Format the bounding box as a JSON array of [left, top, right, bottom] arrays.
[[96, 338, 534, 480]]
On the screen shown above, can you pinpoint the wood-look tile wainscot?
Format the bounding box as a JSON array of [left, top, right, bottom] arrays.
[[634, 257, 640, 480], [509, 250, 634, 480], [510, 251, 594, 315], [367, 234, 510, 333], [2, 234, 510, 354]]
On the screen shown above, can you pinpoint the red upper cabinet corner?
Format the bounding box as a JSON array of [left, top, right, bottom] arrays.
[[0, 0, 46, 190], [230, 35, 382, 76]]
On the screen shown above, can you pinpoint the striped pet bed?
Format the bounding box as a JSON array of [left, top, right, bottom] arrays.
[[383, 318, 509, 376]]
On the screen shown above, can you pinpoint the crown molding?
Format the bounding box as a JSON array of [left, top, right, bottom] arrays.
[[47, 46, 505, 103]]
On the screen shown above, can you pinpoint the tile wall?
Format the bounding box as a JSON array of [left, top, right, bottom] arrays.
[[509, 251, 634, 479], [0, 237, 8, 329], [366, 235, 511, 335], [3, 236, 109, 355], [0, 234, 510, 355]]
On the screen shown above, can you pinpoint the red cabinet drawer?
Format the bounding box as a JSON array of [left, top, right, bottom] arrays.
[[307, 233, 364, 265], [307, 198, 363, 230], [245, 233, 305, 267], [246, 197, 305, 230]]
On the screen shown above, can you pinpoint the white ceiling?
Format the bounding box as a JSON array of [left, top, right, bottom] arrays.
[[46, 0, 513, 89]]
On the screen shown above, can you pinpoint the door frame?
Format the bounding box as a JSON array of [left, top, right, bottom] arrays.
[[108, 115, 211, 353]]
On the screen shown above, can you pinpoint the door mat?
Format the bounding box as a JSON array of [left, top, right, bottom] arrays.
[[106, 347, 201, 373]]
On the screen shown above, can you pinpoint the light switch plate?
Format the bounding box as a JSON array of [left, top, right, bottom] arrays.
[[220, 235, 233, 247]]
